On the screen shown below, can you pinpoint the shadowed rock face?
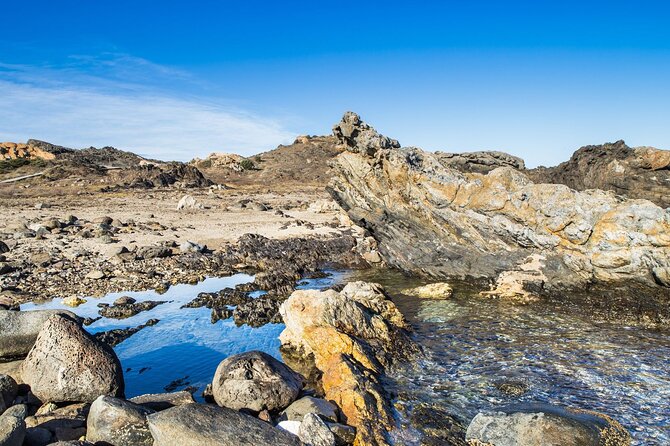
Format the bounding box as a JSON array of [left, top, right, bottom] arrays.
[[527, 140, 670, 208], [327, 113, 670, 300]]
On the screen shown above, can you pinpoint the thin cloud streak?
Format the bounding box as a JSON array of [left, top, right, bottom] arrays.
[[0, 56, 295, 161]]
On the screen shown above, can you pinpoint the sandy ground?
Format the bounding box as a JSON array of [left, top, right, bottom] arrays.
[[0, 186, 347, 260]]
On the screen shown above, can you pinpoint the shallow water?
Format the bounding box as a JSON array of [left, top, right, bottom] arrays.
[[20, 270, 670, 445], [341, 269, 670, 446]]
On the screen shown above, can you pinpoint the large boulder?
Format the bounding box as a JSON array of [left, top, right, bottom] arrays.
[[211, 351, 303, 412], [279, 282, 414, 446], [146, 403, 302, 446], [465, 404, 631, 446], [328, 112, 670, 323], [0, 309, 77, 359], [86, 395, 154, 446], [21, 315, 124, 403]]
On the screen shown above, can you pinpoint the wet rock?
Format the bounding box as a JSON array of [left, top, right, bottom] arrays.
[[0, 309, 77, 359], [114, 296, 136, 306], [465, 403, 631, 446], [86, 395, 154, 446], [402, 282, 453, 299], [210, 308, 233, 323], [21, 315, 125, 403], [0, 374, 18, 408], [0, 411, 25, 446], [280, 396, 338, 423], [299, 413, 336, 446], [212, 351, 304, 412], [146, 403, 302, 446], [98, 301, 165, 319], [279, 282, 415, 445], [233, 297, 282, 327], [129, 391, 195, 411], [94, 319, 159, 347]]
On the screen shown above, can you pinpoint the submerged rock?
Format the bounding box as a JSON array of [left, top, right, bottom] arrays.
[[94, 319, 159, 347], [403, 282, 453, 299], [21, 315, 125, 403], [0, 309, 77, 359], [465, 403, 631, 446], [98, 300, 165, 319], [146, 403, 301, 446], [212, 351, 303, 412]]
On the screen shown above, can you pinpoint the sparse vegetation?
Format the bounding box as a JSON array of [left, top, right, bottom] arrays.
[[0, 158, 46, 175], [239, 159, 256, 171]]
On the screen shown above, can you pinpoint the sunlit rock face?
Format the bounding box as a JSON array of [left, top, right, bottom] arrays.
[[327, 112, 670, 297]]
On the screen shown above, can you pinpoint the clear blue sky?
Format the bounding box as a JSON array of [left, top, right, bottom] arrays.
[[1, 0, 669, 166]]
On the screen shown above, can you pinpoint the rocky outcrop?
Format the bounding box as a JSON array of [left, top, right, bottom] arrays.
[[436, 151, 525, 174], [0, 309, 77, 359], [279, 281, 415, 446], [527, 140, 670, 208], [0, 142, 56, 161], [21, 315, 124, 403], [465, 403, 631, 446], [328, 113, 670, 320], [146, 403, 302, 446], [212, 351, 303, 412]]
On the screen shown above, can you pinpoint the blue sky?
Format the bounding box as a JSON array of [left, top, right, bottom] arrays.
[[1, 1, 669, 166]]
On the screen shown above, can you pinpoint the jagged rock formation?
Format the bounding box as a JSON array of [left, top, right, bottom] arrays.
[[435, 150, 525, 174], [527, 140, 670, 208], [327, 113, 670, 313], [0, 142, 56, 161]]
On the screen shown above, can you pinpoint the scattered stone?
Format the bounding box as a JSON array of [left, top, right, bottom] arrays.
[[129, 391, 195, 411], [212, 351, 304, 412], [114, 296, 136, 306], [146, 403, 302, 446], [85, 270, 105, 280], [403, 282, 453, 299], [62, 296, 87, 307], [98, 300, 166, 319], [21, 315, 125, 403], [0, 309, 77, 359], [176, 195, 202, 210], [94, 319, 159, 347], [86, 395, 154, 446], [299, 413, 336, 446], [136, 245, 172, 259], [465, 403, 631, 446]]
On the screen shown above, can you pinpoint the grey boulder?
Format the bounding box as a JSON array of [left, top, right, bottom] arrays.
[[299, 413, 336, 446], [0, 374, 18, 409], [86, 395, 154, 446], [465, 403, 631, 446], [21, 315, 124, 403], [212, 351, 303, 412], [0, 411, 26, 446], [146, 403, 301, 446], [0, 309, 77, 359], [280, 396, 338, 423]]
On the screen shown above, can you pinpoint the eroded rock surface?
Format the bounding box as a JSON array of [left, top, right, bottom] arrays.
[[0, 309, 77, 359], [21, 315, 124, 403], [328, 112, 670, 323], [279, 281, 415, 446]]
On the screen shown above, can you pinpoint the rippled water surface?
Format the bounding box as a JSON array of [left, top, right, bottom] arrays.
[[341, 269, 670, 446], [21, 270, 670, 445]]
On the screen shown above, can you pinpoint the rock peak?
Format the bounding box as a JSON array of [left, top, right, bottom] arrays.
[[332, 112, 400, 156]]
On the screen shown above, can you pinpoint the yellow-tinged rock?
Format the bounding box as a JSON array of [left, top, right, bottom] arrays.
[[403, 282, 453, 299], [62, 296, 87, 307]]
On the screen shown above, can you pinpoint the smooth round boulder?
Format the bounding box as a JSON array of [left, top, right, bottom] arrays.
[[147, 403, 302, 446], [21, 315, 124, 403], [0, 309, 77, 359], [86, 395, 154, 446], [465, 403, 631, 446], [212, 351, 303, 412]]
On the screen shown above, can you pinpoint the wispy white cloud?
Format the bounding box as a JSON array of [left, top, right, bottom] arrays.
[[0, 54, 295, 160]]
